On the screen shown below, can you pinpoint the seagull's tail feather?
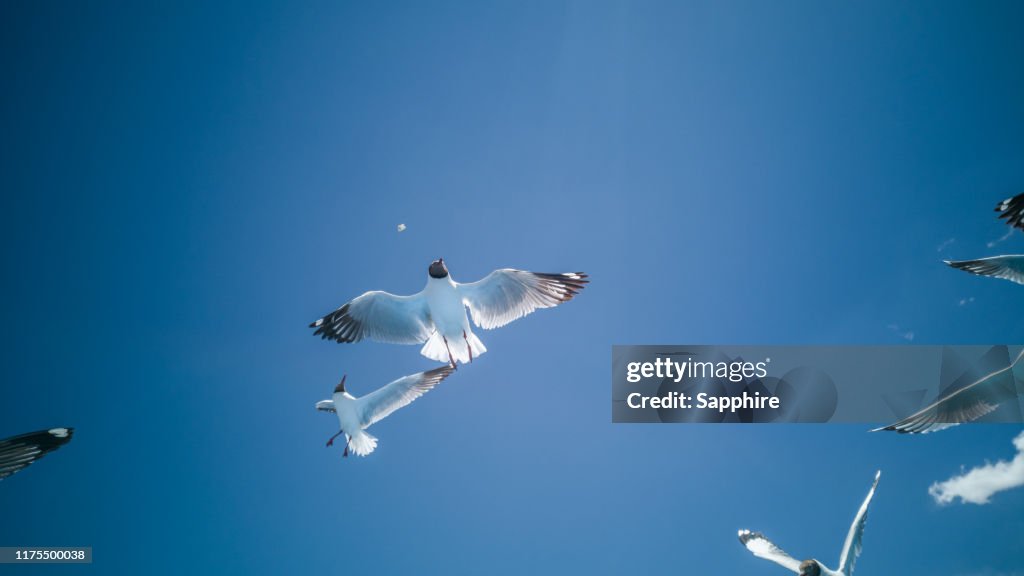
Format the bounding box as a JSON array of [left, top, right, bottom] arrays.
[[421, 332, 452, 363], [464, 331, 486, 362], [420, 331, 487, 364], [347, 431, 378, 457]]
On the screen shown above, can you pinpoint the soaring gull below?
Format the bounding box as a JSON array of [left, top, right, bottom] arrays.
[[738, 470, 881, 576], [316, 365, 455, 457], [310, 259, 588, 365]]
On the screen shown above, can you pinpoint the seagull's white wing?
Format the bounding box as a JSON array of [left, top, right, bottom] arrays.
[[996, 193, 1024, 232], [311, 290, 433, 344], [873, 348, 1024, 434], [456, 269, 588, 329], [356, 365, 456, 428], [0, 428, 73, 481], [838, 471, 881, 576], [737, 530, 802, 573], [945, 256, 1024, 286]]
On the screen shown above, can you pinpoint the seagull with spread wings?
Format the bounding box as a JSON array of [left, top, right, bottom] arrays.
[[738, 471, 881, 576], [0, 428, 74, 481], [873, 347, 1024, 434], [310, 259, 588, 365], [946, 193, 1024, 286], [316, 365, 455, 457]]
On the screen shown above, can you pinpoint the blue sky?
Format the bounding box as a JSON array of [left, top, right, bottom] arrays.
[[1, 1, 1023, 574]]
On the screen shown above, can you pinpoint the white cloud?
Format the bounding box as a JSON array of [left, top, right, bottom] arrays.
[[929, 431, 1024, 505], [937, 237, 956, 252], [958, 296, 975, 307]]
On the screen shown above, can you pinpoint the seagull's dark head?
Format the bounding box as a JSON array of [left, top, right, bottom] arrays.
[[798, 560, 821, 576], [334, 375, 346, 393], [428, 258, 449, 279]]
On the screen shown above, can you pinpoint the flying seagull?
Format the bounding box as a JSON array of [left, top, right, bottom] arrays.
[[945, 193, 1024, 286], [0, 428, 74, 481], [872, 347, 1024, 434], [738, 470, 881, 576], [316, 365, 455, 457], [310, 259, 588, 365], [945, 255, 1024, 286], [996, 192, 1024, 231]]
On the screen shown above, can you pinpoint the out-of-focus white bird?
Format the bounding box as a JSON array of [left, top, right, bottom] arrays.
[[397, 223, 407, 232], [873, 347, 1024, 434], [310, 259, 588, 365], [0, 428, 74, 481], [738, 471, 881, 576], [315, 365, 454, 457]]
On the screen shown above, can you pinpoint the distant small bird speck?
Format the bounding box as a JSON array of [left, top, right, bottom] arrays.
[[397, 224, 406, 232]]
